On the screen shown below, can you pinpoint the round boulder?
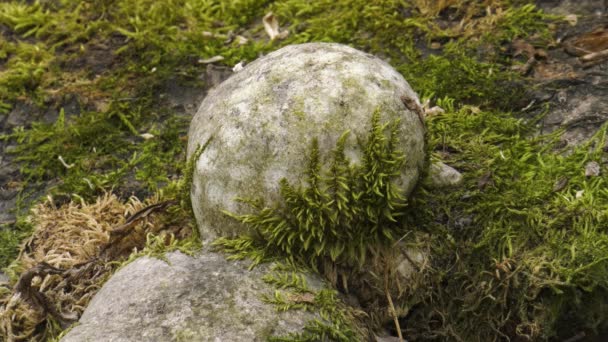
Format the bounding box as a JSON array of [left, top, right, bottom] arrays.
[[60, 251, 323, 342], [188, 43, 426, 241]]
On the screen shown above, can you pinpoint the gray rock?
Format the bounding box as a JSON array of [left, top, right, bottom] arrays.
[[585, 161, 600, 177], [427, 161, 463, 188], [61, 251, 323, 342], [5, 101, 35, 129], [395, 246, 427, 280], [188, 43, 426, 241], [537, 0, 607, 16]]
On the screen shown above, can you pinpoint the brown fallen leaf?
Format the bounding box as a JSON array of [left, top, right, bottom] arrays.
[[533, 62, 578, 80], [198, 55, 224, 64], [400, 95, 425, 129], [564, 14, 578, 27], [512, 39, 536, 58], [564, 27, 608, 57], [263, 12, 289, 40], [286, 292, 316, 304]]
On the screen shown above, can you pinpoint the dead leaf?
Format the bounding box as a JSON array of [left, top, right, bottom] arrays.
[[263, 12, 289, 40], [512, 39, 536, 58], [400, 95, 425, 129], [533, 62, 578, 80], [235, 35, 248, 45], [564, 27, 608, 57], [564, 14, 578, 26], [94, 100, 110, 113], [534, 49, 548, 59], [425, 106, 445, 116], [286, 292, 315, 304], [430, 42, 442, 49], [198, 55, 224, 64]]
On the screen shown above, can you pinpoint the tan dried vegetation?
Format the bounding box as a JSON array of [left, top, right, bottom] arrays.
[[0, 193, 188, 342]]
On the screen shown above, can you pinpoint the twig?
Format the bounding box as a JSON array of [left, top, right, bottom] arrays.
[[385, 261, 404, 342], [562, 332, 585, 342], [15, 262, 79, 327], [58, 155, 74, 169], [99, 199, 177, 258], [580, 48, 608, 62], [580, 48, 608, 68]]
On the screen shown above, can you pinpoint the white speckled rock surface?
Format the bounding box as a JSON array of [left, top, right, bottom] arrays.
[[428, 161, 463, 188], [60, 251, 323, 342], [188, 43, 426, 241]]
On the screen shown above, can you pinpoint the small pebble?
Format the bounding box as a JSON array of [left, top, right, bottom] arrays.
[[585, 161, 600, 177]]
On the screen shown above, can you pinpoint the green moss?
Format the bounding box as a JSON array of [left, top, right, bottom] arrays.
[[399, 106, 608, 340], [218, 110, 408, 271], [259, 263, 367, 341], [4, 0, 606, 340]]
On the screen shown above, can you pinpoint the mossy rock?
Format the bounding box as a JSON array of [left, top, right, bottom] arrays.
[[60, 251, 325, 342], [188, 43, 426, 241]]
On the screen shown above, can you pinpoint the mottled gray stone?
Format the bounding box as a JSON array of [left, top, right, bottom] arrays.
[[5, 101, 35, 129], [585, 161, 601, 177], [188, 43, 426, 241], [427, 161, 463, 188], [61, 251, 323, 342]]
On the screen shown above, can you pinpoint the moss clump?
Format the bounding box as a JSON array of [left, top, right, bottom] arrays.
[[217, 109, 408, 272], [400, 104, 608, 340], [260, 264, 367, 341]]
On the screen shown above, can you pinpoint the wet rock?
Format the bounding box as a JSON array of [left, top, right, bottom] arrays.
[[0, 271, 8, 283], [427, 161, 463, 188], [5, 101, 36, 129], [523, 10, 608, 147], [162, 78, 206, 117], [204, 64, 233, 88], [0, 196, 17, 225], [61, 94, 81, 117], [188, 43, 426, 241], [61, 251, 324, 342], [395, 245, 427, 280], [537, 85, 608, 146], [0, 162, 18, 185], [536, 0, 607, 16]]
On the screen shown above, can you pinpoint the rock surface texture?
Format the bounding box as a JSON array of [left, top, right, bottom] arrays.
[[428, 161, 463, 188], [60, 251, 322, 342], [188, 43, 426, 241]]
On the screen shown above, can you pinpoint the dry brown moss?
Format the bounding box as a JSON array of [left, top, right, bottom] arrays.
[[0, 193, 191, 342]]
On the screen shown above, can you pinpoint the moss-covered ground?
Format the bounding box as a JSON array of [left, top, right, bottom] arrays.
[[1, 0, 607, 340]]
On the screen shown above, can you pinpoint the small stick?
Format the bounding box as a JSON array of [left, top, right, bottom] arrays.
[[580, 48, 608, 62], [385, 261, 404, 342]]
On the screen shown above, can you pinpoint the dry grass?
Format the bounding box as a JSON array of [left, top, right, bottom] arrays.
[[0, 193, 189, 342]]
